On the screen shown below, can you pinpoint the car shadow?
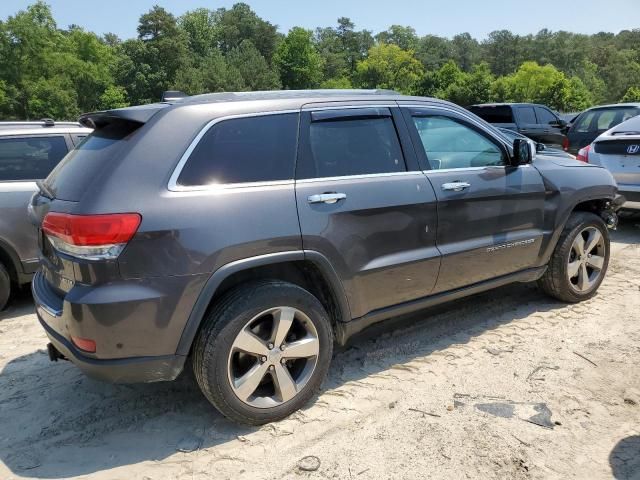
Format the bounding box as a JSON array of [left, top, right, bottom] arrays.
[[0, 277, 572, 478], [612, 214, 640, 246], [609, 435, 640, 479]]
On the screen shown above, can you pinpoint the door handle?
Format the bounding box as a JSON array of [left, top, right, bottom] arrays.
[[308, 193, 347, 204], [441, 182, 471, 192]]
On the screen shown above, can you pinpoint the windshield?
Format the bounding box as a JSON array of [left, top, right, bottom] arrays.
[[610, 115, 640, 135], [572, 107, 640, 133]]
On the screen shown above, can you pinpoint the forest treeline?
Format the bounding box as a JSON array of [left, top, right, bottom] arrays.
[[1, 1, 640, 120]]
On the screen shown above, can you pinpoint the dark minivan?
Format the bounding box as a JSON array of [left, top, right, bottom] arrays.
[[565, 103, 640, 154], [468, 103, 567, 149]]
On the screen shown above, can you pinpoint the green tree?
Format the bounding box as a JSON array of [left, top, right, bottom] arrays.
[[275, 27, 324, 89], [178, 8, 220, 58], [355, 44, 424, 94], [215, 3, 280, 61], [375, 25, 419, 51], [621, 86, 640, 102], [99, 85, 129, 109], [227, 40, 281, 90]]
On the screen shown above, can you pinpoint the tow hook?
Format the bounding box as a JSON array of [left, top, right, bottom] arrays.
[[47, 343, 67, 362]]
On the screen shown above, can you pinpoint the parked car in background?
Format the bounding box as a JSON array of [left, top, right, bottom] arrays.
[[29, 90, 621, 425], [0, 120, 91, 310], [576, 115, 640, 209], [468, 103, 567, 149], [498, 127, 576, 160], [565, 103, 640, 155]]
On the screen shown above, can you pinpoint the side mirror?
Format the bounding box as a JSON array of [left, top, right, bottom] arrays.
[[512, 138, 532, 165], [536, 142, 546, 152]]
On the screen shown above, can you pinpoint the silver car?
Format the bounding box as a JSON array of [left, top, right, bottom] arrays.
[[0, 120, 92, 309], [582, 115, 640, 210]]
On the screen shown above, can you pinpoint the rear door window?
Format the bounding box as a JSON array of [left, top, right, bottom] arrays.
[[297, 108, 406, 179], [516, 106, 537, 125], [0, 135, 68, 181], [177, 113, 298, 187], [535, 107, 557, 125]]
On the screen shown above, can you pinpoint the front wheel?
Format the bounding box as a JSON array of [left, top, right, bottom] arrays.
[[539, 212, 610, 303], [192, 280, 333, 425]]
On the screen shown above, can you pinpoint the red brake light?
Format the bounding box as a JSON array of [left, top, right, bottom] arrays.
[[42, 213, 141, 246], [576, 144, 591, 163], [562, 137, 569, 151]]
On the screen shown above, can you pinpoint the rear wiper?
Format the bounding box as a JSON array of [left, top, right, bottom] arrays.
[[36, 180, 54, 199]]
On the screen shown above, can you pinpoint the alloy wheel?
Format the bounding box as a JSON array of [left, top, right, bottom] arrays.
[[227, 307, 320, 408], [567, 226, 606, 292]]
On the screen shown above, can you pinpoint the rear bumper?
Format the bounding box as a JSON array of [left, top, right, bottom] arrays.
[[39, 314, 185, 383], [618, 186, 640, 204], [32, 270, 191, 383]]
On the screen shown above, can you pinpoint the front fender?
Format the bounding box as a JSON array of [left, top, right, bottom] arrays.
[[533, 158, 617, 265]]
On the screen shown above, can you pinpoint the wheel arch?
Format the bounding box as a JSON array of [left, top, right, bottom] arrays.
[[175, 250, 351, 356], [0, 238, 22, 284]]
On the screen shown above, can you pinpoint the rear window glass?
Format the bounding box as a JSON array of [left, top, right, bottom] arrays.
[[45, 120, 141, 201], [468, 106, 514, 123], [177, 113, 298, 186], [0, 136, 68, 181]]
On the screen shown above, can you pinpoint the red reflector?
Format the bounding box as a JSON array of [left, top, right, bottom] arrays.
[[42, 213, 141, 246], [71, 336, 96, 353], [562, 137, 569, 151]]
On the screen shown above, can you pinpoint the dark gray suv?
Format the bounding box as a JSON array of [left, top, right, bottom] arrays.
[[30, 90, 621, 425]]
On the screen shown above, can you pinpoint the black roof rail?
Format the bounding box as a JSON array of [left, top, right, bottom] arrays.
[[161, 90, 189, 102]]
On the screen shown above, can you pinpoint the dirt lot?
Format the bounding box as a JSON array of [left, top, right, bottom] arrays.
[[1, 218, 639, 480]]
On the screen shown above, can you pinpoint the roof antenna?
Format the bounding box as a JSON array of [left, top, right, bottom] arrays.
[[41, 118, 55, 127]]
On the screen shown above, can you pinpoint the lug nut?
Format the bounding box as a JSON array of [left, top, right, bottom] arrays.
[[281, 358, 287, 364], [269, 365, 275, 371], [267, 343, 274, 349], [280, 344, 286, 351], [261, 356, 267, 363]]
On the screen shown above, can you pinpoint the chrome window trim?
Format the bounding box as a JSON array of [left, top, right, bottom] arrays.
[[301, 103, 398, 112], [167, 109, 299, 192], [422, 164, 531, 174], [169, 179, 295, 193], [296, 171, 423, 184]]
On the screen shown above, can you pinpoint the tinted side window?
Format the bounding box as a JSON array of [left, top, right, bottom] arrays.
[[574, 111, 596, 133], [516, 107, 537, 124], [178, 113, 298, 186], [298, 114, 405, 179], [0, 136, 68, 181], [412, 115, 506, 170], [468, 106, 514, 123], [535, 107, 557, 125]]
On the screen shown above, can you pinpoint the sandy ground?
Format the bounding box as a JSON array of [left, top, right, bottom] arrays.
[[1, 217, 639, 480]]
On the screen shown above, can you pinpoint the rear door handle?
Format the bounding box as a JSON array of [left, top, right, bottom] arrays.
[[441, 182, 471, 192], [308, 193, 347, 204]]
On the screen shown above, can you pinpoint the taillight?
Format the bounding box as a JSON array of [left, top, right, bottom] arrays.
[[562, 137, 569, 151], [42, 213, 141, 260], [576, 144, 591, 163]]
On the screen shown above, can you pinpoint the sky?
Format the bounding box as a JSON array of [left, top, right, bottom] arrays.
[[1, 0, 639, 40]]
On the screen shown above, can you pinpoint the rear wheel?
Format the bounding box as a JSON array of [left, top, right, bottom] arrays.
[[539, 212, 610, 303], [192, 280, 333, 425], [0, 262, 10, 311]]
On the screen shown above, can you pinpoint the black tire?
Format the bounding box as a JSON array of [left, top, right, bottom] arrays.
[[0, 262, 10, 311], [538, 211, 610, 303], [192, 280, 333, 425]]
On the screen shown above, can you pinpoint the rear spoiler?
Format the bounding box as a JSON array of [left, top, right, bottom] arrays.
[[78, 103, 169, 129]]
